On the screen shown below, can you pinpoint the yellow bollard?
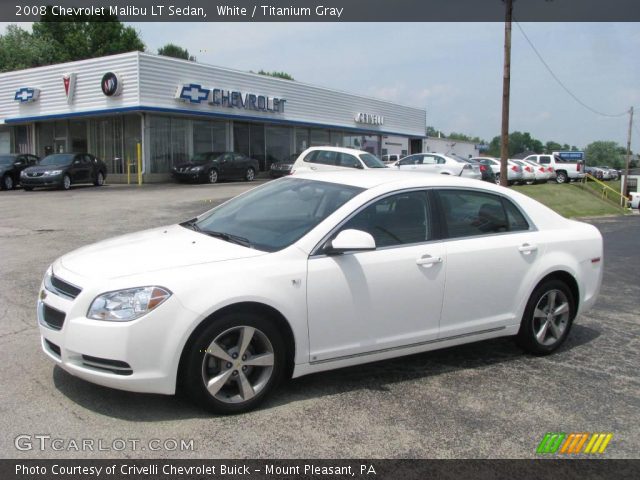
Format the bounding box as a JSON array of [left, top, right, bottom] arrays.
[[137, 143, 142, 186], [126, 155, 131, 185]]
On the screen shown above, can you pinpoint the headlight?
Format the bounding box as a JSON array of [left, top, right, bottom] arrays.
[[87, 286, 172, 322], [190, 165, 204, 171], [43, 170, 62, 176], [21, 171, 28, 177]]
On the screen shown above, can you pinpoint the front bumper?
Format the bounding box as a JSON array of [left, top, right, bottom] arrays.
[[37, 269, 199, 394], [21, 174, 63, 187], [171, 170, 206, 183]]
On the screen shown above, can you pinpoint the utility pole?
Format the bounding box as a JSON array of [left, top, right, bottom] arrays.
[[622, 106, 634, 206], [500, 0, 513, 187]]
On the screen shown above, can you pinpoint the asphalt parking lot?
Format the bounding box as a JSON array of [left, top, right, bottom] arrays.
[[0, 181, 638, 459]]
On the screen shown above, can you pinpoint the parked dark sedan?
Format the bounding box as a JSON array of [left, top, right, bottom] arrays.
[[269, 153, 299, 178], [171, 152, 259, 184], [0, 153, 39, 190], [20, 153, 107, 191]]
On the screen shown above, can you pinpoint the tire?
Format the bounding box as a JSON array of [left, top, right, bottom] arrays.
[[516, 279, 575, 355], [182, 312, 285, 414], [1, 175, 13, 191], [245, 167, 255, 182], [61, 174, 71, 190], [94, 171, 105, 187], [555, 171, 568, 184], [23, 186, 34, 191], [207, 169, 218, 184]]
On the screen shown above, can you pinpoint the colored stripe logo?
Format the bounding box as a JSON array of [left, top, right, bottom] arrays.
[[537, 433, 613, 454]]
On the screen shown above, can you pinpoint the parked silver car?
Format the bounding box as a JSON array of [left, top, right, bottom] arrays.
[[392, 153, 482, 180]]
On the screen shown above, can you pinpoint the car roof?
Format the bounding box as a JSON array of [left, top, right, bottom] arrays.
[[301, 146, 371, 156], [291, 169, 500, 191]]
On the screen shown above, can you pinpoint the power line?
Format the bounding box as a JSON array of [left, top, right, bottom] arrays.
[[515, 21, 630, 118]]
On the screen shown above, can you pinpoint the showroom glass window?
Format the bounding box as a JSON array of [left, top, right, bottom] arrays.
[[340, 191, 432, 248], [436, 189, 530, 238]]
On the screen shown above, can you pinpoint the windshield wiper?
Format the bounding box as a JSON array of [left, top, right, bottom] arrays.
[[180, 219, 202, 232], [200, 230, 252, 248]]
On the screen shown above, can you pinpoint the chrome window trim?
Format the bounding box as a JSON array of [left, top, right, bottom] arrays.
[[308, 186, 537, 259]]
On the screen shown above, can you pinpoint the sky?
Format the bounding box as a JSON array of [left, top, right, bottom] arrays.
[[2, 21, 639, 151]]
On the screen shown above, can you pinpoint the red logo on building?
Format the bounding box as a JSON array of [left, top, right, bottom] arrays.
[[63, 73, 77, 104]]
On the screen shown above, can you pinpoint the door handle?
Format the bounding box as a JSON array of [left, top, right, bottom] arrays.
[[310, 166, 317, 171], [416, 254, 443, 267], [518, 243, 538, 254]]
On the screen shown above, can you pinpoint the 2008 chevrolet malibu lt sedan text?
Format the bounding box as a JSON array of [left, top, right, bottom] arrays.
[[37, 171, 603, 414]]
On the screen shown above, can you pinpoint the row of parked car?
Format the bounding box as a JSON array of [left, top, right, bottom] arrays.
[[584, 165, 620, 181], [0, 152, 108, 191]]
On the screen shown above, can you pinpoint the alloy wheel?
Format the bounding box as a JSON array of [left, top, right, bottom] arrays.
[[208, 169, 218, 184], [3, 175, 13, 190], [201, 326, 275, 404], [246, 168, 255, 181], [63, 175, 71, 190], [532, 289, 570, 346]]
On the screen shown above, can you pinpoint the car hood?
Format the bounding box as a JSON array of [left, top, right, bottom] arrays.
[[24, 164, 66, 173], [57, 224, 265, 280]]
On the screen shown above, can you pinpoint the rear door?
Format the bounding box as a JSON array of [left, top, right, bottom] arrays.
[[435, 188, 543, 337]]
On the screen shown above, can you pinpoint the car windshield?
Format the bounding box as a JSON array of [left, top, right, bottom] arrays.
[[39, 154, 74, 166], [0, 155, 16, 165], [192, 152, 224, 164], [191, 178, 364, 252], [359, 153, 386, 168]]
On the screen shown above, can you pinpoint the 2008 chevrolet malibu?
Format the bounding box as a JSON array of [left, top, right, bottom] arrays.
[[38, 171, 603, 413]]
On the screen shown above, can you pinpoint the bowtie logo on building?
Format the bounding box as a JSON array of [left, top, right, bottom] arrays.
[[176, 84, 210, 104], [14, 87, 40, 103]]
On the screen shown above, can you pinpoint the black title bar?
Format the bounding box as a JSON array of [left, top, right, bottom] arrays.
[[2, 0, 640, 22]]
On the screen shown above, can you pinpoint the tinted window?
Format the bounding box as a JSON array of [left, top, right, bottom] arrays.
[[340, 191, 431, 248], [503, 199, 530, 231], [540, 156, 551, 164], [194, 178, 363, 252], [234, 153, 244, 161], [438, 190, 519, 238], [399, 155, 421, 166], [304, 150, 337, 166], [337, 153, 361, 169], [359, 153, 386, 168], [40, 154, 74, 166]]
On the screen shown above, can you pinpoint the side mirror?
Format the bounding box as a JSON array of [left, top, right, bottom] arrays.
[[325, 229, 376, 255], [354, 163, 364, 169], [14, 161, 23, 166]]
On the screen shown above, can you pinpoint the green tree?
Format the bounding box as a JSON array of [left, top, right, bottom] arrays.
[[0, 25, 55, 72], [585, 141, 624, 168], [158, 43, 194, 61], [545, 141, 563, 153], [27, 8, 144, 65], [257, 70, 294, 81], [487, 131, 544, 157], [448, 132, 484, 144], [426, 126, 439, 137]]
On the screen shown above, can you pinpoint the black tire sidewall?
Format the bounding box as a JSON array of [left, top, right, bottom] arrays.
[[183, 312, 285, 414], [517, 279, 575, 355]]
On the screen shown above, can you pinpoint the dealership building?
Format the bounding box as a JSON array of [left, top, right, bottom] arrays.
[[0, 52, 426, 181]]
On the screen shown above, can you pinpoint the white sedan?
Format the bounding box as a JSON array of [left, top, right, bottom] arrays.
[[37, 171, 603, 414], [391, 152, 482, 180]]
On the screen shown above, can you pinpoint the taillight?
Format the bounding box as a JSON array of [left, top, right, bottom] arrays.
[[480, 165, 487, 171], [577, 163, 581, 172]]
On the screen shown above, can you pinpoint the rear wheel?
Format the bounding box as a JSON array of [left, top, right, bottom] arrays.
[[94, 171, 105, 186], [2, 175, 13, 190], [183, 312, 285, 414], [555, 171, 568, 184], [516, 279, 575, 355]]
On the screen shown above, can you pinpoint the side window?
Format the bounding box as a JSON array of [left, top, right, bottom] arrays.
[[340, 191, 431, 248], [422, 155, 437, 165], [539, 156, 551, 164], [435, 156, 447, 165], [28, 155, 38, 165], [502, 198, 530, 231], [224, 153, 234, 162], [305, 150, 336, 166], [234, 153, 244, 161], [399, 155, 419, 166], [438, 190, 509, 238], [337, 153, 361, 169], [82, 154, 92, 164]]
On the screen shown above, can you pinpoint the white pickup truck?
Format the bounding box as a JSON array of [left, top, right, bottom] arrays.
[[524, 151, 585, 184]]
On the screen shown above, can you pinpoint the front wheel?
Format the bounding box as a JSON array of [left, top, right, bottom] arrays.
[[516, 279, 575, 355], [207, 169, 218, 184], [245, 167, 255, 182], [182, 313, 285, 414], [61, 174, 71, 190]]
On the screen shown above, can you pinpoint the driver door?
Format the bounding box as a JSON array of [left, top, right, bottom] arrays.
[[306, 190, 446, 362]]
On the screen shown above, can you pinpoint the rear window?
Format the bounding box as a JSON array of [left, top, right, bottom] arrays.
[[437, 190, 530, 239]]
